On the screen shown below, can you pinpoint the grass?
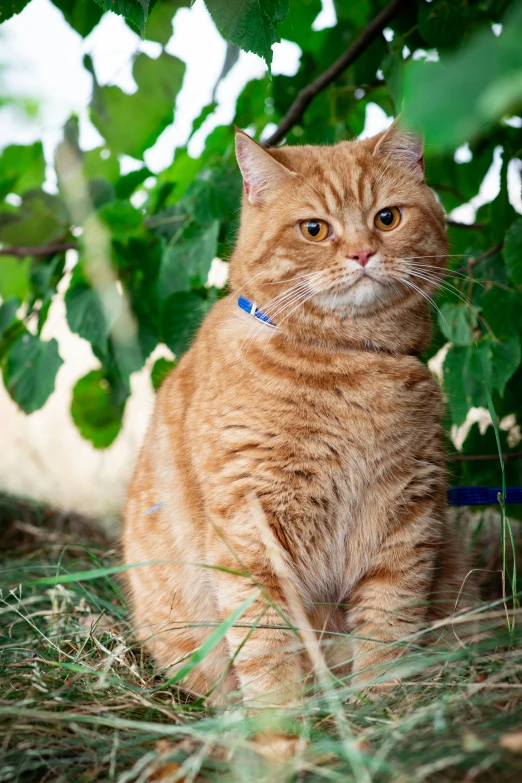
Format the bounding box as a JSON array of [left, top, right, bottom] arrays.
[[2, 494, 522, 782]]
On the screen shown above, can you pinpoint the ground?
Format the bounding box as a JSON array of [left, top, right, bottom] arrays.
[[1, 494, 522, 783]]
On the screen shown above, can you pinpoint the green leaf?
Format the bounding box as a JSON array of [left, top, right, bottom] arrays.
[[404, 3, 522, 148], [0, 143, 45, 200], [71, 369, 125, 448], [504, 218, 522, 287], [426, 143, 496, 214], [158, 220, 219, 299], [0, 0, 30, 24], [204, 0, 289, 69], [145, 0, 188, 44], [438, 303, 477, 346], [418, 0, 478, 51], [0, 297, 19, 340], [30, 255, 65, 300], [381, 52, 404, 110], [186, 166, 242, 226], [88, 178, 116, 209], [278, 0, 321, 49], [444, 334, 522, 425], [479, 334, 521, 397], [115, 167, 152, 199], [333, 0, 371, 25], [235, 75, 272, 131], [97, 200, 143, 239], [0, 191, 69, 247], [92, 0, 152, 35], [151, 356, 176, 390], [161, 291, 207, 356], [83, 147, 120, 183], [0, 255, 31, 301], [190, 102, 218, 137], [443, 345, 478, 426], [154, 147, 204, 206], [90, 52, 185, 159], [65, 270, 110, 346], [51, 0, 104, 36], [157, 243, 191, 299], [5, 334, 63, 414], [165, 593, 257, 685], [112, 336, 145, 382], [481, 287, 522, 338]]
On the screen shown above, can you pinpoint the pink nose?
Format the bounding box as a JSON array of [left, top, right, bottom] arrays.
[[348, 249, 375, 268]]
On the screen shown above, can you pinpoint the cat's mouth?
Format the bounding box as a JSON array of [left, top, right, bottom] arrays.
[[351, 268, 382, 287], [314, 272, 394, 315]]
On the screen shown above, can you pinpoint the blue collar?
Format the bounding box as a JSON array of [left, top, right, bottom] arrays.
[[238, 296, 276, 327]]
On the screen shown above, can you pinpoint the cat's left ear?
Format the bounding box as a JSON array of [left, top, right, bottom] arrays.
[[372, 121, 424, 180], [235, 129, 295, 205]]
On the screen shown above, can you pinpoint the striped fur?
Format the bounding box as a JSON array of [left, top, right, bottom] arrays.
[[123, 126, 471, 707]]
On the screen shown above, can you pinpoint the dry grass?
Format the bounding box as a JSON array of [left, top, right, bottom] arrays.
[[2, 494, 522, 782]]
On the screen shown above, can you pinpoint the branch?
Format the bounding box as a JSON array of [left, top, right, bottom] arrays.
[[450, 450, 522, 463], [452, 243, 503, 276], [446, 219, 485, 231], [0, 241, 77, 258], [263, 0, 407, 147]]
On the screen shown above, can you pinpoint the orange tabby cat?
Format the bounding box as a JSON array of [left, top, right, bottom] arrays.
[[123, 123, 470, 707]]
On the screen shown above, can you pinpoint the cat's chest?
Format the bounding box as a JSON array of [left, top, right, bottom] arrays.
[[269, 368, 421, 461], [214, 352, 436, 477], [196, 353, 440, 601]]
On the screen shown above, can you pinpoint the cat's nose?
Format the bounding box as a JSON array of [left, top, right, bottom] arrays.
[[347, 249, 375, 268]]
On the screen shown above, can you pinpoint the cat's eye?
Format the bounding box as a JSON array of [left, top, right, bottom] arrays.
[[374, 206, 401, 231], [299, 219, 330, 242]]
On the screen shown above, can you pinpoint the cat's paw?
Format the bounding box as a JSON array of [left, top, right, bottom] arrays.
[[251, 731, 305, 763], [150, 741, 186, 781]]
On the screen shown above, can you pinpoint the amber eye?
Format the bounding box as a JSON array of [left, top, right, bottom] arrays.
[[374, 206, 401, 231], [299, 219, 330, 242]]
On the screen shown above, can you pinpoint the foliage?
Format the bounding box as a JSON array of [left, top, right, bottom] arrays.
[[0, 0, 521, 497], [2, 498, 522, 781]]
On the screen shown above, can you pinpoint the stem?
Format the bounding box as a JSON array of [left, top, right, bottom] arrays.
[[450, 451, 522, 462], [0, 241, 77, 258]]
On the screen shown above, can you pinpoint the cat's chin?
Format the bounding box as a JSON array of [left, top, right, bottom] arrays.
[[315, 277, 399, 317]]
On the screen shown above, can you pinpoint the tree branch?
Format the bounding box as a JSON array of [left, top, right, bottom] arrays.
[[0, 241, 77, 258], [452, 243, 503, 276], [450, 450, 522, 463], [263, 0, 407, 147], [446, 219, 485, 231]]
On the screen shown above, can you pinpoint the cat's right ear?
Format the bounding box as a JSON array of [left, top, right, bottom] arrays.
[[235, 129, 295, 206]]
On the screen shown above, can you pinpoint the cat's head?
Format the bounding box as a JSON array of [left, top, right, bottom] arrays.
[[230, 124, 448, 351]]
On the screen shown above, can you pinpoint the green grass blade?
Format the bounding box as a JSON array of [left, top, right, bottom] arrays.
[[482, 379, 506, 499], [25, 562, 159, 586], [481, 364, 517, 627], [165, 593, 257, 686]]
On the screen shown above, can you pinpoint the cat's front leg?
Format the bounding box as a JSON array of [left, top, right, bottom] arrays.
[[206, 515, 305, 709], [346, 518, 440, 690]]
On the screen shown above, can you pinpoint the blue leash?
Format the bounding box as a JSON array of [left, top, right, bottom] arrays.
[[448, 487, 522, 506], [234, 295, 522, 508]]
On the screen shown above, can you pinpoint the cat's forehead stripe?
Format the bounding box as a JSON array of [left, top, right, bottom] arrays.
[[322, 174, 345, 212], [294, 160, 376, 216]]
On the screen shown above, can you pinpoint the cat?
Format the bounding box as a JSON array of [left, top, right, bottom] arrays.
[[123, 123, 471, 708]]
